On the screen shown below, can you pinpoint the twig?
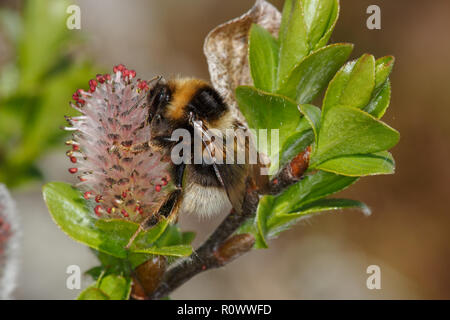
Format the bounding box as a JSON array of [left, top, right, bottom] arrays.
[[149, 147, 311, 299]]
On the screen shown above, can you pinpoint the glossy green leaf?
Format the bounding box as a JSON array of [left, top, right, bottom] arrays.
[[311, 105, 400, 167], [43, 182, 138, 258], [270, 124, 314, 176], [298, 104, 321, 142], [278, 43, 353, 102], [249, 24, 279, 92], [235, 86, 302, 158], [77, 287, 109, 300], [43, 182, 193, 258], [294, 198, 371, 215], [19, 0, 71, 89], [78, 274, 131, 300], [98, 275, 132, 300], [279, 0, 295, 43], [85, 266, 104, 281], [252, 172, 360, 247], [268, 198, 370, 232], [322, 54, 376, 116], [302, 0, 339, 49], [271, 170, 358, 216], [374, 56, 395, 91], [93, 250, 131, 275], [317, 151, 395, 176], [269, 106, 317, 176], [361, 56, 394, 118], [154, 224, 196, 247], [310, 0, 339, 49], [255, 196, 274, 248], [277, 0, 309, 89], [364, 80, 391, 119], [130, 218, 170, 251], [132, 245, 192, 257]]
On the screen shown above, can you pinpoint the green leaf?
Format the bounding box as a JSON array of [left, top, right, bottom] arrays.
[[43, 182, 138, 258], [322, 54, 376, 116], [302, 0, 339, 50], [249, 24, 279, 92], [311, 105, 399, 167], [268, 198, 370, 232], [93, 250, 131, 275], [293, 198, 371, 215], [78, 274, 131, 300], [279, 0, 295, 43], [235, 86, 302, 158], [362, 56, 394, 118], [364, 80, 391, 119], [132, 245, 192, 257], [269, 113, 315, 176], [85, 266, 104, 281], [19, 0, 71, 89], [310, 0, 339, 49], [317, 151, 395, 176], [278, 43, 353, 103], [77, 287, 109, 300], [43, 182, 193, 258], [130, 218, 170, 250], [277, 0, 309, 89], [374, 56, 395, 91], [251, 172, 360, 247], [270, 129, 314, 176], [154, 224, 196, 247], [298, 104, 321, 142], [98, 275, 132, 300], [271, 170, 358, 216], [255, 196, 274, 248], [8, 62, 97, 168]]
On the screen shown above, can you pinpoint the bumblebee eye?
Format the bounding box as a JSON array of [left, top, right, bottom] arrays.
[[154, 86, 169, 107], [147, 83, 171, 119]]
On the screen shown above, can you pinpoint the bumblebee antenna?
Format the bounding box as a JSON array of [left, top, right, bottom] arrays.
[[126, 94, 147, 115], [127, 76, 164, 114], [148, 75, 164, 88]]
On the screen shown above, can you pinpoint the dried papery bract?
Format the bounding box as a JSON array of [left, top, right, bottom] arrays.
[[204, 0, 281, 124], [65, 65, 171, 222], [0, 184, 20, 300]]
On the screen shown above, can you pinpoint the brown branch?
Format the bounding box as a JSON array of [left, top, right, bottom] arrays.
[[148, 148, 311, 299]]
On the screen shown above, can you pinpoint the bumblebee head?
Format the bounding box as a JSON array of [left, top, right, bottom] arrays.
[[146, 77, 229, 149], [146, 78, 175, 148]]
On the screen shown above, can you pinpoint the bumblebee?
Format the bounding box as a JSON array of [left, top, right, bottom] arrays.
[[143, 77, 263, 225]]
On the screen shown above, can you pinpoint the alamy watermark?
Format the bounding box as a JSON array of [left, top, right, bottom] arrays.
[[366, 265, 381, 290], [66, 264, 81, 290], [66, 5, 81, 30], [169, 124, 279, 175], [366, 5, 381, 30]]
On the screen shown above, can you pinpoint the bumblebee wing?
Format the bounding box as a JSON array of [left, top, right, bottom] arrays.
[[191, 117, 247, 214]]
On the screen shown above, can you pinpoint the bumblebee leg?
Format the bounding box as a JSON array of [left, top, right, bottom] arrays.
[[124, 164, 184, 249], [144, 188, 182, 228], [124, 213, 161, 250], [174, 163, 186, 188], [109, 142, 150, 155]]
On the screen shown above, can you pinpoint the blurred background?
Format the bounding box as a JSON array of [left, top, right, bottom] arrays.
[[0, 0, 449, 299]]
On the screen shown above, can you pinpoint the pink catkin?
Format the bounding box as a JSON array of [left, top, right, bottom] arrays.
[[0, 185, 20, 299], [65, 65, 171, 222]]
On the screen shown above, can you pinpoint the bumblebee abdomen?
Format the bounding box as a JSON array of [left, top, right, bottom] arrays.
[[179, 182, 231, 218]]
